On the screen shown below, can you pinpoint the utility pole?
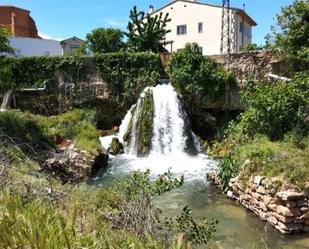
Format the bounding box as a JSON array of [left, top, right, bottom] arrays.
[[220, 0, 231, 54]]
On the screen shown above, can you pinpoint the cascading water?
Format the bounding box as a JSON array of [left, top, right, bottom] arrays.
[[98, 82, 217, 180], [93, 82, 309, 249]]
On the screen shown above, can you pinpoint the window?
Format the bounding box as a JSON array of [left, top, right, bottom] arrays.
[[198, 22, 203, 33], [177, 25, 187, 35], [240, 22, 244, 32]]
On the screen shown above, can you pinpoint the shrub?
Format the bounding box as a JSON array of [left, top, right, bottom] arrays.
[[218, 155, 239, 192], [169, 43, 235, 104], [234, 72, 309, 140]]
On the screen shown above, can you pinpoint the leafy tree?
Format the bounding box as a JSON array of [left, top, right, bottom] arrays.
[[271, 0, 309, 70], [0, 28, 14, 54], [85, 28, 125, 53], [126, 6, 171, 52]]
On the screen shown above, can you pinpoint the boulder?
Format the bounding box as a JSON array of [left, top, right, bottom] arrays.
[[43, 143, 108, 183], [276, 191, 304, 201], [109, 138, 124, 155], [276, 205, 301, 217], [254, 176, 264, 186]]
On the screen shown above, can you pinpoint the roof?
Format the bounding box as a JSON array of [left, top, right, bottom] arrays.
[[0, 5, 31, 13], [150, 0, 257, 26], [60, 36, 85, 45]]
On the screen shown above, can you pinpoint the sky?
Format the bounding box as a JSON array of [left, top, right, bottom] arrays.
[[1, 0, 295, 45]]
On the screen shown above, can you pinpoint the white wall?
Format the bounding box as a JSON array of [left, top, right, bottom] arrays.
[[154, 1, 253, 55], [8, 37, 62, 57]]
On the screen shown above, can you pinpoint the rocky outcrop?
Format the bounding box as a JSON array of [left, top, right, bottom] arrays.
[[43, 143, 108, 183], [109, 138, 124, 155], [208, 173, 309, 234]]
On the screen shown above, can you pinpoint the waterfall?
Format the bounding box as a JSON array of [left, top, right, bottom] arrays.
[[151, 84, 187, 155], [0, 90, 13, 112], [99, 82, 217, 179]]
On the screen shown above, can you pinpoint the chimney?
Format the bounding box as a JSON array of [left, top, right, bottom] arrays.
[[148, 5, 154, 14]]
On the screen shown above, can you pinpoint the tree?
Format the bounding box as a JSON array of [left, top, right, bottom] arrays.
[[126, 6, 171, 53], [85, 28, 125, 53], [272, 0, 309, 70], [0, 28, 14, 53]]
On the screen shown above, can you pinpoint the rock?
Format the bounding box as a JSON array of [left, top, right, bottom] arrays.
[[257, 186, 266, 195], [227, 190, 234, 198], [43, 143, 108, 183], [267, 203, 278, 212], [272, 212, 295, 223], [300, 212, 309, 219], [304, 220, 309, 226], [91, 152, 109, 174], [109, 138, 124, 155], [254, 176, 264, 186], [277, 222, 303, 232], [300, 207, 309, 213], [285, 201, 297, 208], [276, 191, 304, 201], [267, 215, 278, 226], [263, 196, 273, 206], [261, 178, 272, 188], [276, 205, 301, 217]]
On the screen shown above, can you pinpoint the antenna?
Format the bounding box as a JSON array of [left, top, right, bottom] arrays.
[[220, 0, 231, 54]]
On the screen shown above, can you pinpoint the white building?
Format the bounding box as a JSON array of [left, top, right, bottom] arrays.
[[8, 37, 63, 57], [150, 0, 257, 55]]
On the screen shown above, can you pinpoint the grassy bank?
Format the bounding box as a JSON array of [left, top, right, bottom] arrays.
[[213, 72, 309, 190]]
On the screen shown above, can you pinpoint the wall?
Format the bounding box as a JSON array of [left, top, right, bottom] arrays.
[[208, 173, 309, 234], [152, 0, 255, 55], [0, 6, 39, 38], [211, 50, 284, 86], [9, 37, 62, 57]]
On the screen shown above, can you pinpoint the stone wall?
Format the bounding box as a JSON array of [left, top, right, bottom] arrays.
[[211, 50, 287, 86], [208, 173, 309, 234]]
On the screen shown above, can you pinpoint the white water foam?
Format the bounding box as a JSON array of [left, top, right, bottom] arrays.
[[99, 83, 217, 181]]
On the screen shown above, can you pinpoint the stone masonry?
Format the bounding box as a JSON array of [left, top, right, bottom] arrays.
[[208, 173, 309, 234]]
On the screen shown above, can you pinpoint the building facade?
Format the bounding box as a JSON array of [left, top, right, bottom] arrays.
[[60, 36, 85, 55], [150, 0, 257, 55], [9, 37, 62, 57], [0, 6, 39, 38]]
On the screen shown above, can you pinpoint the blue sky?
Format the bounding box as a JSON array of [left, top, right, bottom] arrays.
[[2, 0, 294, 45]]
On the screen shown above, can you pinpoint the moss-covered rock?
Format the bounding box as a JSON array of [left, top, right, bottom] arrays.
[[137, 89, 154, 156], [109, 137, 124, 155], [123, 106, 136, 145]]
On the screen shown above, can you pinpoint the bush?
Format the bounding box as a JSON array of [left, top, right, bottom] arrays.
[[235, 72, 309, 140], [169, 43, 235, 104], [218, 155, 239, 192]]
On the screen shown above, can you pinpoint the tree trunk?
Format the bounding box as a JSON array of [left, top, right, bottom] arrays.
[[0, 90, 13, 112]]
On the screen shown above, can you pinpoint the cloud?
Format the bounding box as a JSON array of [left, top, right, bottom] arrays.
[[105, 19, 126, 28], [38, 32, 64, 41]]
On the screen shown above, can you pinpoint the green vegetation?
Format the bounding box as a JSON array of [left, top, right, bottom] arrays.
[[215, 72, 309, 189], [0, 53, 163, 105], [0, 28, 14, 53], [270, 0, 309, 71], [86, 28, 125, 53], [0, 109, 101, 154], [138, 89, 154, 156], [240, 43, 263, 52], [126, 6, 171, 52], [169, 43, 235, 106]]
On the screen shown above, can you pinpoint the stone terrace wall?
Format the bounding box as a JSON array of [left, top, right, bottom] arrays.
[[208, 174, 309, 234], [211, 50, 287, 86]]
